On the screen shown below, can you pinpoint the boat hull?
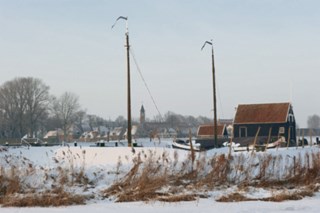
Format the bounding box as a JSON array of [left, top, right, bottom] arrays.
[[172, 139, 201, 151]]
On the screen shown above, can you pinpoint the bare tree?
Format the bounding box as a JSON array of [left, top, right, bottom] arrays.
[[0, 77, 50, 138], [52, 92, 80, 142], [86, 114, 107, 130], [87, 114, 95, 131], [115, 115, 126, 127], [74, 110, 87, 133], [307, 114, 320, 129], [152, 114, 163, 123], [0, 79, 25, 137], [197, 116, 212, 124], [23, 78, 50, 137], [186, 115, 199, 126], [164, 111, 183, 128]]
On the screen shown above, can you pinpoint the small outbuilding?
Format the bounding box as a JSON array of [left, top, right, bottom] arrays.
[[233, 102, 296, 145], [195, 124, 229, 149], [197, 124, 228, 139]]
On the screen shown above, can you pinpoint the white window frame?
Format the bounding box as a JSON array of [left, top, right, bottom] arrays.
[[279, 127, 285, 134]]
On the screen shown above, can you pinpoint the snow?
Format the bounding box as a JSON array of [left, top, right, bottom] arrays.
[[1, 139, 320, 212], [1, 197, 320, 213]]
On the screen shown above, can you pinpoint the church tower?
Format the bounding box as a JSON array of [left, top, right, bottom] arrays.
[[140, 105, 145, 124]]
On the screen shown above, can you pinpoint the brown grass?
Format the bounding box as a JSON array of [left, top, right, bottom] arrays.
[[261, 185, 316, 202], [104, 149, 320, 203], [217, 184, 318, 203], [196, 154, 230, 188], [104, 152, 170, 202], [1, 191, 86, 207], [3, 147, 320, 205], [0, 166, 21, 196], [0, 152, 91, 207], [157, 194, 197, 202], [216, 192, 254, 202], [104, 152, 232, 202]]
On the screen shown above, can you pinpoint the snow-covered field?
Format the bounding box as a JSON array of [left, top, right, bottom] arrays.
[[1, 139, 320, 212], [2, 196, 320, 213]]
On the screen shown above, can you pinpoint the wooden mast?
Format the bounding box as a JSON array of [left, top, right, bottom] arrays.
[[125, 21, 132, 147], [201, 40, 218, 148], [211, 45, 218, 148], [112, 16, 132, 147]]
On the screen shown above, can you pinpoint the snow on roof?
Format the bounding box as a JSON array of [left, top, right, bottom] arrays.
[[43, 130, 64, 138]]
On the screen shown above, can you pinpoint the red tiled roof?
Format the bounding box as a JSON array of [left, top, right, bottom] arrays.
[[234, 102, 290, 124], [197, 124, 225, 137]]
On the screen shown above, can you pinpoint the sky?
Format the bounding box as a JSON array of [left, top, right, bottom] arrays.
[[0, 0, 320, 127]]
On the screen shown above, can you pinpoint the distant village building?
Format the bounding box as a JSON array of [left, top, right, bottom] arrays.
[[135, 105, 193, 138], [124, 125, 139, 139], [233, 102, 296, 145], [109, 127, 125, 141], [158, 128, 178, 138], [43, 129, 71, 143], [140, 105, 145, 124], [80, 130, 100, 142], [93, 126, 109, 137]]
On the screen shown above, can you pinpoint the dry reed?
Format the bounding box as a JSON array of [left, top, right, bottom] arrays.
[[2, 146, 320, 205]]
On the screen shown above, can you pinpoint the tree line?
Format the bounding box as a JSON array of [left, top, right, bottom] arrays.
[[0, 77, 214, 141], [0, 77, 80, 141], [3, 77, 318, 141], [307, 114, 320, 129]]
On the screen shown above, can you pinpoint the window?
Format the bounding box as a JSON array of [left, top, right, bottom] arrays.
[[288, 114, 295, 123], [279, 127, 285, 134], [239, 127, 247, 137]]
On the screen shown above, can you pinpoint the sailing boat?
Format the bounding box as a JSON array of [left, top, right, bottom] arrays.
[[200, 40, 218, 148], [171, 40, 220, 151], [190, 40, 221, 150]]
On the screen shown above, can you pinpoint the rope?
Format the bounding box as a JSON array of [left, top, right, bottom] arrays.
[[130, 47, 224, 122], [129, 48, 164, 122]]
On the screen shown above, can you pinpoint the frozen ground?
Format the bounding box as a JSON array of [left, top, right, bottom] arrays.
[[1, 196, 320, 213], [1, 138, 320, 212]]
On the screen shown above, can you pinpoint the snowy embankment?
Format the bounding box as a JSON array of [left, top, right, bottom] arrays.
[[1, 140, 320, 211]]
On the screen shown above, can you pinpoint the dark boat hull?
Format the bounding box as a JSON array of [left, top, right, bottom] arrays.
[[195, 138, 226, 150], [172, 139, 201, 151]]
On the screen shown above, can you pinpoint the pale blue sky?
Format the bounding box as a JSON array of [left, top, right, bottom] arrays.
[[1, 0, 320, 127]]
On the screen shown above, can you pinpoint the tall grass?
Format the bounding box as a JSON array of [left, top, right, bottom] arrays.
[[104, 149, 320, 202], [2, 146, 320, 205], [0, 147, 90, 207]]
